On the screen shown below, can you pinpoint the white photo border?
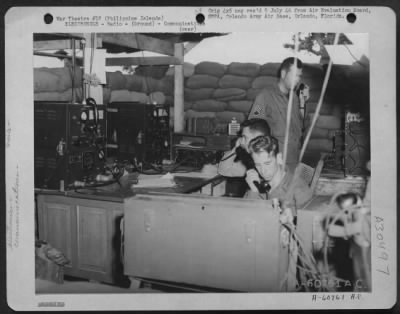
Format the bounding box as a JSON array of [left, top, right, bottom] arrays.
[[5, 6, 397, 310]]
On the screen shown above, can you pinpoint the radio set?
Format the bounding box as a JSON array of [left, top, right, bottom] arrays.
[[34, 101, 107, 189], [106, 102, 171, 165], [35, 101, 172, 189]]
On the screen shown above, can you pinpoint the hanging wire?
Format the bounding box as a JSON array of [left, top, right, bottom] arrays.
[[135, 33, 151, 101], [86, 33, 96, 99], [81, 39, 86, 102], [299, 32, 339, 162], [71, 38, 76, 103], [282, 32, 299, 169]]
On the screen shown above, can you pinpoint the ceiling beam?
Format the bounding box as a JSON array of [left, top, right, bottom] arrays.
[[99, 33, 175, 56], [106, 56, 181, 66], [33, 39, 82, 51], [33, 51, 83, 60]]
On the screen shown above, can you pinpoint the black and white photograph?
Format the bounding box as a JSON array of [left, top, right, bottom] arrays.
[[5, 6, 396, 311]]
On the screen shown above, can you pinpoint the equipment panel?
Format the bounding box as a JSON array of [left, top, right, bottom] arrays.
[[34, 101, 107, 189]]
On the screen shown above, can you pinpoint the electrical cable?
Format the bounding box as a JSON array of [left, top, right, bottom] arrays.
[[299, 32, 339, 162], [72, 170, 124, 191], [345, 122, 369, 173], [282, 32, 299, 168], [343, 43, 369, 69], [219, 151, 237, 162]]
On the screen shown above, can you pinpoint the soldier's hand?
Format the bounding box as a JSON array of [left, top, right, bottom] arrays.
[[245, 169, 260, 192]]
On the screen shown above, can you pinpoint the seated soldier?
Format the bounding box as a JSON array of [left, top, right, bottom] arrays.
[[217, 118, 271, 177], [245, 135, 313, 214]]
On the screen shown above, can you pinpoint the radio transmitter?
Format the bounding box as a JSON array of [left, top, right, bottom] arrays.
[[106, 102, 171, 165], [34, 101, 107, 189]]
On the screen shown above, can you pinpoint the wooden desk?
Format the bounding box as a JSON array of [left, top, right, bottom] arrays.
[[36, 192, 126, 285], [131, 174, 225, 195], [35, 172, 225, 285]]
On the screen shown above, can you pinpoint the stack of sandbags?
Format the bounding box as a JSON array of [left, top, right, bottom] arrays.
[[304, 105, 342, 154], [226, 100, 253, 113], [109, 90, 149, 103], [184, 64, 222, 117], [177, 60, 346, 157], [259, 62, 280, 76], [184, 62, 261, 131], [214, 63, 259, 103], [186, 74, 220, 89], [107, 71, 148, 103], [191, 100, 227, 112], [35, 88, 83, 102], [34, 67, 83, 102], [134, 65, 169, 79], [227, 62, 260, 77], [194, 61, 227, 77], [106, 71, 172, 105]]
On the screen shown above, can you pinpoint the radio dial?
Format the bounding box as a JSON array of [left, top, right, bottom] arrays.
[[80, 111, 88, 121]]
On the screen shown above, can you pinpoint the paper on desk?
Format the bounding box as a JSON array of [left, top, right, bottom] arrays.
[[132, 172, 176, 188]]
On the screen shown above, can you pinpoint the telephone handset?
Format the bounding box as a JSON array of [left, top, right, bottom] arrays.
[[234, 146, 271, 194]]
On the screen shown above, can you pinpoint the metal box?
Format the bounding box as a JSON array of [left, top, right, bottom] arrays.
[[124, 193, 290, 292]]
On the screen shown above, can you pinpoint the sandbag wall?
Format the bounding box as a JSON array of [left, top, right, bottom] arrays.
[[184, 61, 344, 159], [34, 67, 84, 102], [34, 62, 357, 160], [33, 66, 182, 105]]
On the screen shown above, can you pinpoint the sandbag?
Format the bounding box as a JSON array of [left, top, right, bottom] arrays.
[[194, 61, 227, 77], [251, 76, 277, 89], [65, 68, 83, 89], [158, 76, 174, 95], [149, 91, 166, 105], [141, 77, 161, 93], [139, 76, 174, 94], [306, 126, 333, 139], [34, 92, 58, 102], [306, 138, 333, 153], [227, 62, 260, 77], [184, 102, 193, 110], [165, 95, 174, 106], [306, 113, 341, 130], [184, 88, 215, 101], [106, 71, 127, 90], [218, 75, 253, 89], [325, 87, 350, 104], [186, 74, 219, 89], [134, 65, 169, 79], [109, 90, 149, 103], [259, 63, 280, 76], [34, 88, 83, 102], [34, 67, 82, 92], [227, 100, 253, 113], [302, 64, 324, 79], [246, 88, 263, 100], [305, 101, 334, 116], [215, 111, 246, 123], [185, 110, 217, 119], [213, 88, 246, 101], [34, 68, 64, 92], [165, 62, 195, 77], [191, 99, 227, 112], [307, 89, 322, 103], [124, 74, 145, 91], [301, 77, 323, 90]]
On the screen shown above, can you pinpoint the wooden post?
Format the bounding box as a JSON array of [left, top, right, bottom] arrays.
[[174, 43, 184, 133]]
